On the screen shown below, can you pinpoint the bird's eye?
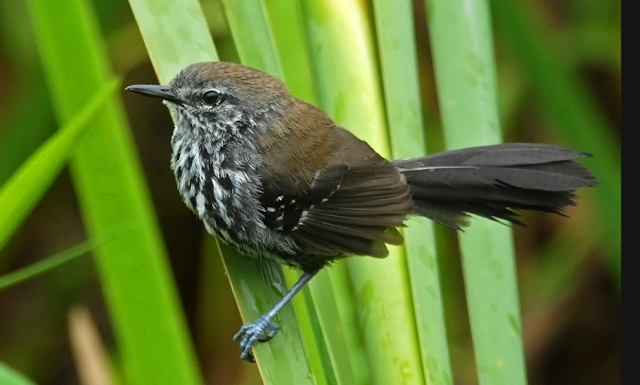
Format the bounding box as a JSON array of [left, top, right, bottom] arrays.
[[203, 90, 225, 106]]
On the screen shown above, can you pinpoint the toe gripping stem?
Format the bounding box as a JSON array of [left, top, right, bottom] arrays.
[[233, 270, 319, 362]]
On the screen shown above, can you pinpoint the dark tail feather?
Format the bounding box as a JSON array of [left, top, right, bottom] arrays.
[[392, 143, 598, 229]]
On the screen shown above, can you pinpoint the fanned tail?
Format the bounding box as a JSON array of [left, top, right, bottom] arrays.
[[393, 143, 598, 229]]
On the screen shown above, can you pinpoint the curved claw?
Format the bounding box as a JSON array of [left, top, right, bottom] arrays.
[[233, 316, 280, 362]]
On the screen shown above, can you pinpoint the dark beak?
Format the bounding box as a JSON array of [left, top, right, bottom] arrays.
[[125, 84, 184, 105]]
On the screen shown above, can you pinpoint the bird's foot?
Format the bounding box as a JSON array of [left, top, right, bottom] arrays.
[[233, 316, 280, 362]]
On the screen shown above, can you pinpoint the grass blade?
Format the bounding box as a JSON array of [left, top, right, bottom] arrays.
[[0, 235, 115, 291], [425, 0, 527, 383], [263, 1, 362, 382], [0, 79, 119, 251], [372, 1, 453, 383], [302, 1, 424, 384], [218, 1, 320, 381], [26, 0, 203, 383], [0, 362, 37, 385], [128, 0, 217, 82]]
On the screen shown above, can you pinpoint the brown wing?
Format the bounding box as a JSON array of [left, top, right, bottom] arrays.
[[290, 152, 413, 258], [257, 103, 413, 262]]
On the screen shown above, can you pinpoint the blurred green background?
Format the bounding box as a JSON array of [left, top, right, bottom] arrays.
[[0, 0, 620, 384]]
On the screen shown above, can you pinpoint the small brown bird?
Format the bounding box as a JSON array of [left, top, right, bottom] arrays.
[[126, 61, 597, 361]]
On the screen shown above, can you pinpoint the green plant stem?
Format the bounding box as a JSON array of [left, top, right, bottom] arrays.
[[426, 0, 527, 383]]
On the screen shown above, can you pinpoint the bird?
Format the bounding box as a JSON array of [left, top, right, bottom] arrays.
[[126, 61, 597, 361]]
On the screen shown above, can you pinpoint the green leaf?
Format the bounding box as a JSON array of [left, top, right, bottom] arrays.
[[425, 0, 527, 383], [26, 0, 203, 383], [0, 362, 37, 385], [372, 0, 453, 383], [302, 2, 425, 384], [0, 79, 119, 252], [0, 234, 122, 292]]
